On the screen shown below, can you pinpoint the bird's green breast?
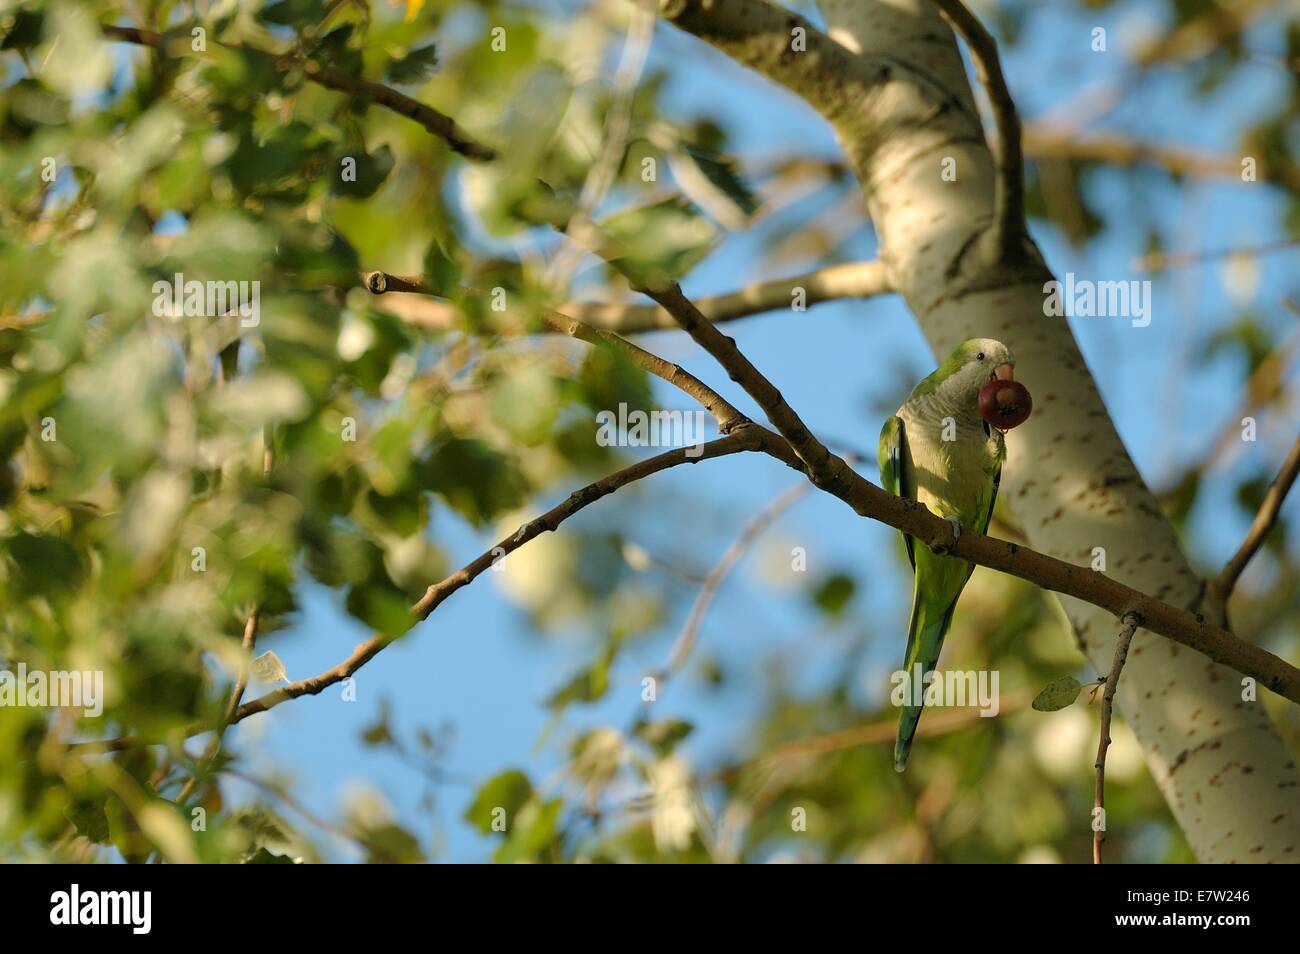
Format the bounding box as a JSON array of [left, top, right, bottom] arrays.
[[898, 400, 1002, 524]]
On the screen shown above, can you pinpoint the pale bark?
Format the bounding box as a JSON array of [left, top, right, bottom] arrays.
[[661, 0, 1300, 861]]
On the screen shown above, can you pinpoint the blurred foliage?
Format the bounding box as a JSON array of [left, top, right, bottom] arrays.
[[0, 0, 1296, 864]]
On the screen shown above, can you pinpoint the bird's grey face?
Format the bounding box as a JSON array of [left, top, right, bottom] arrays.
[[941, 338, 1015, 405]]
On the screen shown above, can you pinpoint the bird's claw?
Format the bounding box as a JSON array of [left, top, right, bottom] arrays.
[[932, 517, 963, 555]]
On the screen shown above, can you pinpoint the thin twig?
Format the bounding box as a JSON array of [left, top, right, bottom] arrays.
[[1024, 127, 1300, 192], [228, 769, 359, 850], [1211, 434, 1300, 603], [101, 24, 496, 160], [768, 119, 1300, 192], [549, 5, 655, 286], [930, 0, 1025, 263], [1094, 612, 1141, 864], [1155, 326, 1300, 499], [1133, 238, 1300, 272], [637, 281, 849, 489], [174, 397, 273, 806], [232, 431, 770, 722], [656, 482, 809, 682], [362, 270, 753, 434], [706, 690, 1037, 785]]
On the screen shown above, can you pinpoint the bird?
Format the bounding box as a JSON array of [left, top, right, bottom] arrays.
[[877, 337, 1026, 771]]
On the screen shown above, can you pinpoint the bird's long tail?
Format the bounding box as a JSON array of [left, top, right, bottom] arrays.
[[893, 587, 959, 772]]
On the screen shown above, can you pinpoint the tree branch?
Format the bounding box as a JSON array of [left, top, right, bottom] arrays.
[[1210, 434, 1300, 605], [1094, 612, 1141, 865], [1023, 127, 1300, 193], [232, 431, 768, 722], [173, 610, 259, 806], [929, 0, 1025, 263], [1133, 238, 1300, 272], [626, 282, 1300, 706], [362, 260, 892, 333], [770, 123, 1300, 195], [372, 270, 1259, 720], [638, 282, 853, 490], [564, 261, 893, 331], [101, 25, 496, 160], [362, 271, 753, 434], [1131, 0, 1271, 67]]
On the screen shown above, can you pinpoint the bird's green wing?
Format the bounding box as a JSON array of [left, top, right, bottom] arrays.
[[973, 430, 1006, 537], [892, 431, 1004, 772], [877, 415, 913, 568]]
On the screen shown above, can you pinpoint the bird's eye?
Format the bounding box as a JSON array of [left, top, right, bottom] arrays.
[[976, 352, 985, 361]]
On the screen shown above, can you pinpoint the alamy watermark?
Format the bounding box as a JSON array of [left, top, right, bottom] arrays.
[[890, 665, 1000, 717], [152, 273, 260, 327], [595, 403, 711, 458], [50, 885, 150, 934], [0, 663, 103, 717], [1043, 272, 1151, 328]]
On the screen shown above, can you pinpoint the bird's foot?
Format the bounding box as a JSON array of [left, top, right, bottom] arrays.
[[931, 517, 963, 555]]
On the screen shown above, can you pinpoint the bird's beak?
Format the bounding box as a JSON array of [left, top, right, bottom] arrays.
[[993, 363, 1014, 382]]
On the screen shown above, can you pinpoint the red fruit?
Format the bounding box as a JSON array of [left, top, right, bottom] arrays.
[[979, 378, 1032, 430]]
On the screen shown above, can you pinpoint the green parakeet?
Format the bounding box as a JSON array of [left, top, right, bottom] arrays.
[[878, 338, 1018, 772]]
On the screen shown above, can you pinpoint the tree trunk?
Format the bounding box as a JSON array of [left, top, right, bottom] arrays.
[[663, 0, 1300, 861]]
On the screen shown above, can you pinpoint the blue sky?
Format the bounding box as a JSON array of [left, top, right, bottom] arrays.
[[207, 1, 1300, 861]]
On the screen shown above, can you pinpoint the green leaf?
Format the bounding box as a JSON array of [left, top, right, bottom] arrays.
[[362, 484, 427, 538], [546, 651, 612, 710], [382, 534, 447, 599], [38, 2, 111, 97], [331, 146, 395, 199], [598, 199, 717, 288], [489, 365, 559, 446], [302, 519, 371, 587], [570, 728, 624, 789], [578, 342, 653, 414], [386, 44, 440, 85], [310, 25, 362, 76], [464, 770, 534, 834], [1032, 675, 1084, 712], [258, 0, 329, 26], [361, 823, 424, 864], [360, 710, 396, 748], [6, 532, 85, 596], [225, 122, 327, 198], [496, 798, 562, 864], [422, 236, 462, 294], [232, 806, 298, 862], [64, 800, 111, 844], [345, 580, 412, 638], [243, 847, 298, 864], [669, 146, 760, 228], [635, 719, 693, 756], [811, 573, 856, 616], [1, 9, 44, 50], [275, 223, 360, 287], [419, 437, 527, 527]]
